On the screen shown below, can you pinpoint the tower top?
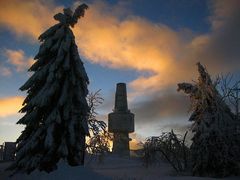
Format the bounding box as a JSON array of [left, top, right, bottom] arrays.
[[114, 83, 128, 112]]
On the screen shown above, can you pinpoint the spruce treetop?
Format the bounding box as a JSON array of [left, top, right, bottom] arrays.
[[54, 4, 88, 27]]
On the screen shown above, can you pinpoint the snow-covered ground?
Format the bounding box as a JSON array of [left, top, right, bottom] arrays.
[[0, 156, 239, 180], [0, 161, 109, 180], [86, 156, 239, 180]]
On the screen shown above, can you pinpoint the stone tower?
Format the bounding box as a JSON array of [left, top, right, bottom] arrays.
[[108, 83, 134, 156]]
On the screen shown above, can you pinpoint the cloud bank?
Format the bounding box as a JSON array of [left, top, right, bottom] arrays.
[[1, 0, 239, 91], [0, 0, 62, 40]]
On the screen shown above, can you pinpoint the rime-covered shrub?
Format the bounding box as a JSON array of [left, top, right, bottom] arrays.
[[143, 130, 190, 172], [86, 90, 112, 163], [178, 63, 240, 177]]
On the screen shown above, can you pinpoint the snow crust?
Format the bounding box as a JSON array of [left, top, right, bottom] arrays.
[[1, 161, 109, 180], [1, 156, 239, 180]]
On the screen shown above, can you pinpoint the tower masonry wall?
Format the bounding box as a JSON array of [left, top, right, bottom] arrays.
[[108, 112, 134, 133]]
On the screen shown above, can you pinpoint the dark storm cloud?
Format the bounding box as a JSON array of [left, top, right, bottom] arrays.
[[159, 123, 191, 134], [191, 0, 240, 72], [131, 88, 190, 124], [209, 0, 240, 66]]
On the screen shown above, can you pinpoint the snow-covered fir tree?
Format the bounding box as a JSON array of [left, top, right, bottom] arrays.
[[177, 63, 240, 177], [8, 4, 90, 174]]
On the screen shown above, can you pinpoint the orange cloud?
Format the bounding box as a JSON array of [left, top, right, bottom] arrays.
[[1, 0, 186, 93], [0, 0, 62, 40], [75, 15, 180, 72], [73, 1, 190, 95], [0, 0, 239, 98], [74, 0, 240, 96], [0, 96, 24, 117], [0, 0, 186, 90], [4, 49, 34, 72]]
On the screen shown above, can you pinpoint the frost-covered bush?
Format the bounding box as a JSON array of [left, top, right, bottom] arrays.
[[142, 130, 190, 172], [178, 62, 240, 177], [86, 90, 113, 163]]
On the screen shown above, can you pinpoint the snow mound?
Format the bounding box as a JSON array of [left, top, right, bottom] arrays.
[[6, 161, 109, 180]]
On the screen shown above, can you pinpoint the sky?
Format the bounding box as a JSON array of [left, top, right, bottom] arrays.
[[0, 0, 239, 147]]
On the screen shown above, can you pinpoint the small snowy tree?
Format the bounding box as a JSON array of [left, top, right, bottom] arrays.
[[86, 90, 112, 163], [142, 130, 189, 172], [8, 4, 89, 174], [178, 63, 239, 177]]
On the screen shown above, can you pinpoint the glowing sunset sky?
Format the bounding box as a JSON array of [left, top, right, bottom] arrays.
[[0, 0, 239, 145]]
